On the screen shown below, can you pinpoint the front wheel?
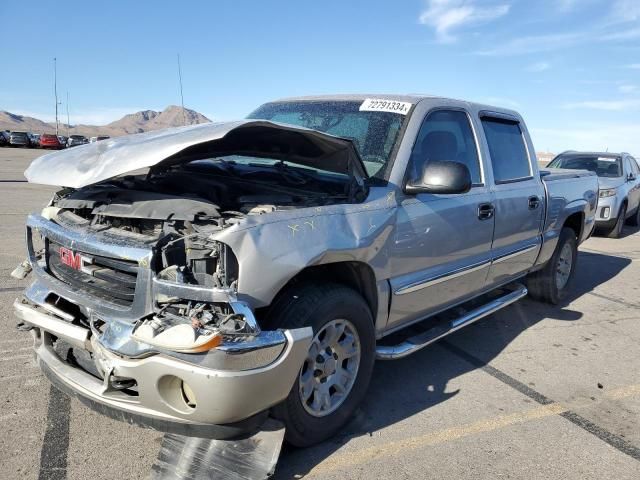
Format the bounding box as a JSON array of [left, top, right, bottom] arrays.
[[606, 204, 626, 238], [527, 227, 578, 304], [266, 283, 375, 447]]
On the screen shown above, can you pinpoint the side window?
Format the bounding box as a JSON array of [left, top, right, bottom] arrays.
[[630, 157, 640, 175], [481, 117, 531, 183], [409, 110, 481, 185]]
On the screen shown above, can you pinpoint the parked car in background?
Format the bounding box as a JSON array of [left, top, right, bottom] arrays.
[[9, 131, 31, 147], [89, 135, 110, 143], [548, 151, 640, 237], [39, 133, 64, 150], [29, 133, 40, 148], [0, 130, 9, 147], [66, 135, 88, 147], [57, 135, 68, 147]]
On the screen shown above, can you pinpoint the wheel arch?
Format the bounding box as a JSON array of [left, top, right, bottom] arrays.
[[563, 211, 584, 240], [256, 261, 380, 329]]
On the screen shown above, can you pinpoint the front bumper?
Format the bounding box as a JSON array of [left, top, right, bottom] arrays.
[[595, 194, 621, 228], [16, 213, 313, 438], [15, 298, 312, 438]]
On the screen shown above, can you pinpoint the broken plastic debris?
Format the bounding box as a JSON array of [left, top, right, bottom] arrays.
[[151, 418, 286, 480], [11, 259, 32, 280]]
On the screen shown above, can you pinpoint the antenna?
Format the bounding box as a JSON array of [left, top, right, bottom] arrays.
[[54, 58, 59, 136], [177, 53, 186, 126], [66, 92, 70, 137]]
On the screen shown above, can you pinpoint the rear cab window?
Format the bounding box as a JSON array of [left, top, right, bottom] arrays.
[[481, 116, 531, 184]]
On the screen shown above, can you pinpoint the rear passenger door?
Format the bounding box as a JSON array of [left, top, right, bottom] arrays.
[[481, 114, 544, 286]]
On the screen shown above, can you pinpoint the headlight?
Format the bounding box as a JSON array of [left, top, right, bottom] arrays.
[[599, 188, 616, 198]]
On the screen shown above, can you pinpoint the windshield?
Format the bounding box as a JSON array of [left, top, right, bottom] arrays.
[[548, 154, 623, 178], [248, 100, 409, 178]]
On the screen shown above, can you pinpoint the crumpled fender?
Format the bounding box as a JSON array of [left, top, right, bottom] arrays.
[[213, 187, 398, 308]]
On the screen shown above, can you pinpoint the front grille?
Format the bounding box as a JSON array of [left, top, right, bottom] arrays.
[[46, 241, 139, 307]]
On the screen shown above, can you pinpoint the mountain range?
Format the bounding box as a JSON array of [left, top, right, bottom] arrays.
[[0, 105, 211, 138]]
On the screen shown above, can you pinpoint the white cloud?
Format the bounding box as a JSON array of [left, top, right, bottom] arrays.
[[476, 32, 583, 55], [557, 0, 580, 12], [627, 64, 640, 69], [526, 61, 551, 72], [610, 0, 640, 23], [619, 84, 638, 93], [562, 99, 640, 111], [419, 0, 510, 43], [601, 27, 640, 41]]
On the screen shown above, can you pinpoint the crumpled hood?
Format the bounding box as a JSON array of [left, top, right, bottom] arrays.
[[24, 120, 368, 188], [596, 176, 625, 190]]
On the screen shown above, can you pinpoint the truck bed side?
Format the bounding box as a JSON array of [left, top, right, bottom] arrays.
[[534, 167, 598, 268]]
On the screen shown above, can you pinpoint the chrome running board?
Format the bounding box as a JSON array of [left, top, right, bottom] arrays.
[[376, 284, 528, 360]]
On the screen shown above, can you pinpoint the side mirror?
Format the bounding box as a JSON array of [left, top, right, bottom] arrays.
[[405, 161, 472, 195], [628, 173, 636, 182]]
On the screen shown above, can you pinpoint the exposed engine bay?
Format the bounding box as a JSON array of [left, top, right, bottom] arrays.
[[38, 155, 366, 354], [51, 157, 365, 283]]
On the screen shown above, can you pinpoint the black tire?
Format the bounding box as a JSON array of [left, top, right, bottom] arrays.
[[527, 227, 578, 305], [265, 283, 375, 447], [606, 204, 627, 238], [626, 205, 640, 227]]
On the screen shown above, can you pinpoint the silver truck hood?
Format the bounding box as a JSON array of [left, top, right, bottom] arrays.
[[24, 120, 368, 188]]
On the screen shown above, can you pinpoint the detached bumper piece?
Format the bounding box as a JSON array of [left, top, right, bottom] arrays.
[[15, 298, 312, 439], [152, 419, 286, 480]]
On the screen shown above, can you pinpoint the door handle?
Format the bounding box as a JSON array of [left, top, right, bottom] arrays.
[[528, 196, 541, 210], [478, 203, 495, 220]]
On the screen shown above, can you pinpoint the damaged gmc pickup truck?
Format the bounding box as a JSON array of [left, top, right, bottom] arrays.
[[14, 95, 598, 447]]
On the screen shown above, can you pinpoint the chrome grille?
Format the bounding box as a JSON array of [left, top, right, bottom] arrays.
[[46, 241, 139, 307]]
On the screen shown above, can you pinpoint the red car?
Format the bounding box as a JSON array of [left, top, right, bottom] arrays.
[[39, 134, 63, 149]]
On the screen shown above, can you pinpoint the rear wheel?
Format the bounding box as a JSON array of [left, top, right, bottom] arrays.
[[606, 204, 627, 238], [266, 283, 375, 447], [527, 227, 578, 304]]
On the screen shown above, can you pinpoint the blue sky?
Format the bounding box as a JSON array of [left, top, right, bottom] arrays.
[[2, 0, 639, 154]]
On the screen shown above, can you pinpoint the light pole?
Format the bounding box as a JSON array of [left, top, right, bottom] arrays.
[[66, 92, 70, 137], [177, 53, 186, 126], [54, 58, 59, 135]]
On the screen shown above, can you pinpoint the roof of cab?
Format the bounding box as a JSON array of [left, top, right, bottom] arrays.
[[268, 93, 521, 117]]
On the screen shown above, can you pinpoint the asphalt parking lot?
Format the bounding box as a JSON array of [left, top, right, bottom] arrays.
[[0, 148, 639, 480]]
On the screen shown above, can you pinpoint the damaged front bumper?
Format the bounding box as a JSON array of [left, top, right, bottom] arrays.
[[15, 214, 313, 438]]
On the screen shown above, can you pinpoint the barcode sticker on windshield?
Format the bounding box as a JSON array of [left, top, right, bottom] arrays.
[[359, 98, 412, 115]]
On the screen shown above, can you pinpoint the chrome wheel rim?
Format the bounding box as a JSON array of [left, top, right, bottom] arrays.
[[555, 243, 573, 289], [298, 319, 361, 417]]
